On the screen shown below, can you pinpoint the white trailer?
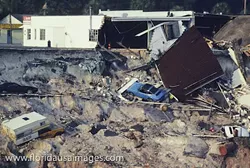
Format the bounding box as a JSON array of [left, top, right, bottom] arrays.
[[1, 112, 50, 145]]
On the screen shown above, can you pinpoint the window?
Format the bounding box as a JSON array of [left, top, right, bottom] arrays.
[[141, 84, 152, 94], [16, 133, 24, 139], [229, 127, 233, 135], [141, 87, 150, 94], [149, 86, 158, 94], [166, 25, 174, 40], [89, 29, 99, 41], [40, 121, 45, 126], [141, 84, 159, 94], [23, 117, 29, 121], [38, 127, 51, 135], [23, 135, 32, 142], [27, 29, 31, 40], [24, 129, 32, 136], [40, 29, 46, 40], [34, 29, 36, 40]]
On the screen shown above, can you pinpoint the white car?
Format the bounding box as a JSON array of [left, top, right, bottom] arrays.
[[117, 78, 168, 102], [222, 126, 249, 138]]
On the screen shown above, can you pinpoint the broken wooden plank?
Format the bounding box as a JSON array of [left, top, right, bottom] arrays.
[[217, 82, 230, 108], [98, 42, 123, 62], [0, 93, 91, 100], [192, 134, 224, 138], [116, 42, 141, 58], [187, 98, 229, 113], [207, 102, 214, 121]]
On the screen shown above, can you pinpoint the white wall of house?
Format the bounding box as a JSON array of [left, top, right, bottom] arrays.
[[23, 15, 105, 48]]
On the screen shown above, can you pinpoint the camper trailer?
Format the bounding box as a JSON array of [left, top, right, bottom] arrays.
[[1, 112, 50, 145]]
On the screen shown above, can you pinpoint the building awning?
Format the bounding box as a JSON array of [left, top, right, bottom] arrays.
[[0, 24, 23, 29], [111, 17, 193, 22]]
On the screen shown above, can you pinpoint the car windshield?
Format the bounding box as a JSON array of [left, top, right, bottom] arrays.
[[141, 84, 158, 94], [149, 86, 158, 94]]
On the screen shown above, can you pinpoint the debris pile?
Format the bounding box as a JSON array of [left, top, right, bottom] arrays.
[[1, 16, 250, 168]]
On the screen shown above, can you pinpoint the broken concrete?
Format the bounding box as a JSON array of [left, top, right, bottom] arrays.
[[184, 137, 209, 158], [237, 94, 250, 108], [228, 48, 247, 88]]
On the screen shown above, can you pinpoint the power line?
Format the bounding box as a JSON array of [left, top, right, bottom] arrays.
[[112, 22, 144, 34]]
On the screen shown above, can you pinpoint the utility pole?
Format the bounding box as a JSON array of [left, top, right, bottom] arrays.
[[42, 1, 48, 16], [89, 6, 92, 41], [9, 0, 13, 44], [244, 0, 247, 14], [89, 6, 92, 31]]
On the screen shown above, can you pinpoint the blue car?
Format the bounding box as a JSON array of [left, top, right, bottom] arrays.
[[118, 78, 167, 102]]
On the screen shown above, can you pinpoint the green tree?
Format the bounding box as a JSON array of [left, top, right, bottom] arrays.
[[0, 0, 9, 15], [0, 0, 15, 14], [82, 0, 105, 14], [170, 5, 185, 11], [211, 2, 231, 14], [0, 0, 46, 16], [130, 0, 155, 11], [46, 0, 86, 15], [15, 0, 45, 14]]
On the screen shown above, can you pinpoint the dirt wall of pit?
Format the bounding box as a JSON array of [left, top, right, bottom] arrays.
[[0, 48, 105, 89]]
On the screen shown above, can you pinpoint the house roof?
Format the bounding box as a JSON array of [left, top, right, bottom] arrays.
[[0, 14, 32, 24], [12, 14, 25, 22], [0, 14, 24, 24], [99, 9, 194, 18], [111, 17, 193, 22], [2, 112, 47, 132]]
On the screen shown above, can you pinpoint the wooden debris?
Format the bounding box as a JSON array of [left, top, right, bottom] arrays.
[[192, 134, 225, 138]]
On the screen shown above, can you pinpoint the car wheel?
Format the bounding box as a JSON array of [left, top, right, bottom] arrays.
[[126, 92, 135, 101], [160, 104, 168, 112]]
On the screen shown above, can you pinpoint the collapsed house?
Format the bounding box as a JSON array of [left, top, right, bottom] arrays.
[[135, 21, 185, 60], [157, 27, 224, 100], [99, 10, 194, 50], [2, 10, 250, 168]]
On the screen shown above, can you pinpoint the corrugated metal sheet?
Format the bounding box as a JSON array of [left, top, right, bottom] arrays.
[[157, 26, 223, 100]]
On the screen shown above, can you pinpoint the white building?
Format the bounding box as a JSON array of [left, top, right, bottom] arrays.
[[23, 15, 105, 48]]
